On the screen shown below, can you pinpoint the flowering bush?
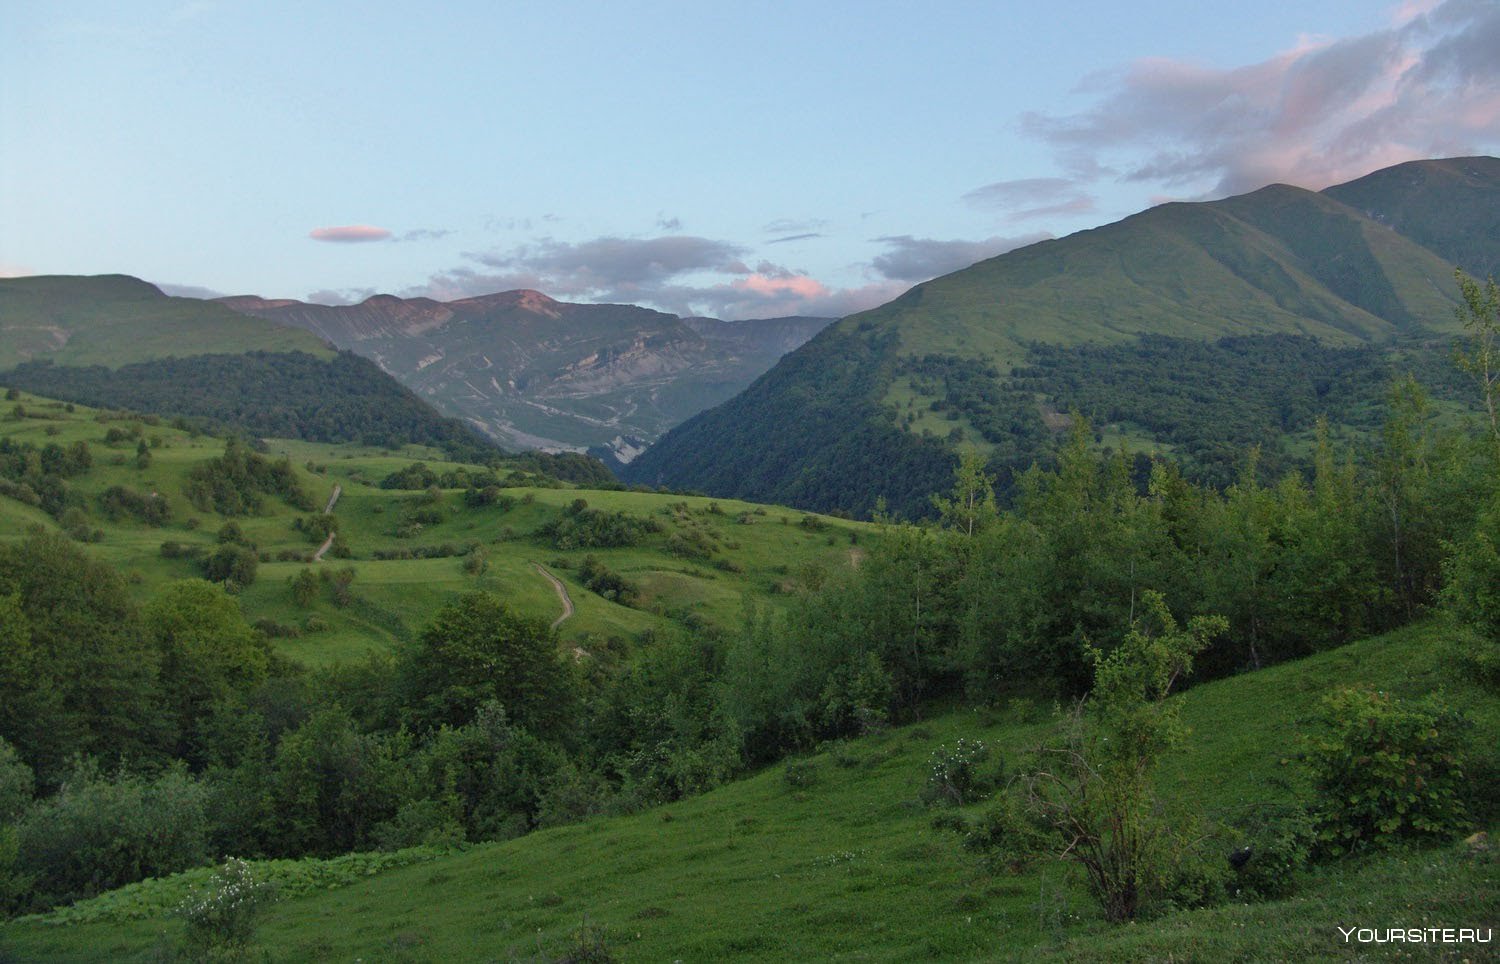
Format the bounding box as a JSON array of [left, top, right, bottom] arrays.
[[922, 738, 994, 806], [178, 858, 272, 956]]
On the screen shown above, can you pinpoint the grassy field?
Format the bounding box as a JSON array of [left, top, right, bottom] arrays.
[[0, 392, 868, 666], [2, 619, 1494, 961]]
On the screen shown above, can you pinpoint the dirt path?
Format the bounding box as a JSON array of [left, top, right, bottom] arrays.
[[534, 564, 575, 629], [311, 484, 343, 562]]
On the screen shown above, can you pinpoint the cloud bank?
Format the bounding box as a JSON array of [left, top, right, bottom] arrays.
[[1018, 0, 1500, 197]]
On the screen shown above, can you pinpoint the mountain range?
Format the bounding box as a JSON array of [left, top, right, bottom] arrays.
[[623, 156, 1500, 515], [219, 291, 829, 462]]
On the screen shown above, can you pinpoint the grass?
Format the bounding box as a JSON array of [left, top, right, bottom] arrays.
[[4, 619, 1494, 961], [0, 392, 869, 667]]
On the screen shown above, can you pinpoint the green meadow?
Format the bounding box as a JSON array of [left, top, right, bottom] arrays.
[[0, 392, 867, 667]]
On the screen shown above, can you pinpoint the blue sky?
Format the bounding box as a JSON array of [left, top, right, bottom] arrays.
[[3, 0, 1497, 319]]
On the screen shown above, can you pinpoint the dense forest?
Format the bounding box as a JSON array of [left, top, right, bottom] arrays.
[[622, 324, 954, 519], [627, 326, 1479, 517], [0, 351, 500, 463]]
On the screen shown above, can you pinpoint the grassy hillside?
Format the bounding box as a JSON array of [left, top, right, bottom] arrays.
[[1323, 155, 1500, 280], [0, 391, 867, 667], [0, 275, 330, 368], [4, 618, 1493, 961]]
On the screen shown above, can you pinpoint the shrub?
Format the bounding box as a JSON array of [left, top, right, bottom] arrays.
[[1223, 802, 1315, 900], [783, 760, 819, 790], [177, 857, 272, 958], [922, 738, 994, 806], [1304, 686, 1471, 857], [17, 761, 209, 909]]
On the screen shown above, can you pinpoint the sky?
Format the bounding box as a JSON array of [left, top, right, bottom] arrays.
[[2, 0, 1498, 320]]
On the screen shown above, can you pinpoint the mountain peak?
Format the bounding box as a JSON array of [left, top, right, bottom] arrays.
[[450, 289, 562, 317]]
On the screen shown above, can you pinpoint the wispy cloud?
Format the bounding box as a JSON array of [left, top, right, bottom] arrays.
[[307, 287, 377, 305], [309, 225, 393, 243], [1022, 0, 1500, 197], [961, 177, 1098, 221], [157, 282, 225, 299], [767, 232, 824, 244], [870, 234, 1052, 283], [393, 228, 452, 243]]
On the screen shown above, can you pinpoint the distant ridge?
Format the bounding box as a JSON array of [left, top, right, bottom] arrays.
[[221, 290, 831, 458]]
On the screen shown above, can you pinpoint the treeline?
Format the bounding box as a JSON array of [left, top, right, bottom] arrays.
[[0, 351, 498, 462]]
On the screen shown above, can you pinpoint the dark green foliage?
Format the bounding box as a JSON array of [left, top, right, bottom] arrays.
[[98, 484, 170, 525], [511, 451, 616, 487], [577, 555, 638, 605], [0, 530, 167, 780], [624, 326, 954, 519], [542, 506, 660, 550], [1, 351, 498, 461], [397, 592, 573, 738], [1303, 687, 1471, 857], [1222, 803, 1315, 900], [1018, 335, 1467, 487], [184, 438, 312, 515], [0, 438, 91, 519], [201, 544, 259, 588], [899, 354, 1047, 476], [15, 761, 208, 909]]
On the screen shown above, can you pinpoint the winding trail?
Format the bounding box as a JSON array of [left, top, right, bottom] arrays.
[[534, 563, 575, 629], [311, 484, 342, 562]]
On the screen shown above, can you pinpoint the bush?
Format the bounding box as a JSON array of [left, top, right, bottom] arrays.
[[1304, 686, 1471, 857], [17, 761, 209, 909], [1223, 802, 1315, 900], [922, 738, 994, 807], [177, 857, 272, 958]]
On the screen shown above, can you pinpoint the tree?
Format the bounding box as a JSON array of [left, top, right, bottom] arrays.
[[999, 593, 1226, 921], [931, 447, 998, 537], [397, 592, 573, 738], [1453, 269, 1499, 448], [142, 580, 270, 759]]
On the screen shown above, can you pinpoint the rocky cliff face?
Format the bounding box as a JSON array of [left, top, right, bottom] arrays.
[[220, 290, 829, 457]]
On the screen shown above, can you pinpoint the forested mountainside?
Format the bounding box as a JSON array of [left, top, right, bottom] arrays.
[[220, 290, 829, 458], [0, 351, 499, 462], [626, 157, 1496, 517]]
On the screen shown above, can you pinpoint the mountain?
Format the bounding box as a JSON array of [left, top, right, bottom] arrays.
[[625, 158, 1496, 516], [0, 276, 498, 459], [1322, 155, 1500, 281], [0, 274, 327, 367], [219, 291, 830, 460]]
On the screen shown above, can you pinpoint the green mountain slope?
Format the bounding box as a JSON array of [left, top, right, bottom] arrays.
[[1323, 155, 1500, 280], [5, 618, 1493, 961], [0, 275, 329, 368], [626, 158, 1490, 515]]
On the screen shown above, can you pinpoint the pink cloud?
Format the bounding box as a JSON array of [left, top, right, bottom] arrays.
[[1026, 0, 1500, 196], [309, 225, 393, 243]]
